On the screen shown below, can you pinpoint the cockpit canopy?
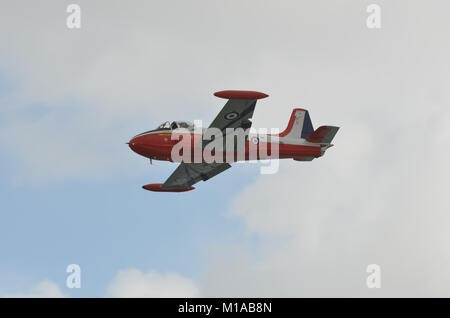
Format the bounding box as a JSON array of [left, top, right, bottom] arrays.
[[156, 121, 195, 131], [134, 121, 195, 138]]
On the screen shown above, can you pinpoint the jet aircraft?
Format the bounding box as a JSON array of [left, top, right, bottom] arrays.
[[128, 90, 339, 192]]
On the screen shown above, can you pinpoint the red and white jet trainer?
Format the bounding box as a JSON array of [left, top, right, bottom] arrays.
[[128, 90, 339, 192]]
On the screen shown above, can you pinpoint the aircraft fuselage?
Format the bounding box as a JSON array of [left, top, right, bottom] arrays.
[[128, 131, 323, 163]]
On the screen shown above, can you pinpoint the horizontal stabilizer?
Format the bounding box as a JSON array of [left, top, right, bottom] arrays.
[[306, 126, 339, 144]]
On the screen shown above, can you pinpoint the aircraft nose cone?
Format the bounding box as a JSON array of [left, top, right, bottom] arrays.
[[128, 137, 140, 152], [128, 136, 151, 157]]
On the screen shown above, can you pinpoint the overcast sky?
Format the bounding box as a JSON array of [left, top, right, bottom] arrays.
[[1, 0, 450, 297]]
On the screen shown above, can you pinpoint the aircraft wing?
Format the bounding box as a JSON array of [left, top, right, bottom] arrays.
[[160, 162, 231, 190], [208, 90, 269, 133]]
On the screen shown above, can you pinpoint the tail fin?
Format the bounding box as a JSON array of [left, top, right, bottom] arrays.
[[306, 126, 339, 144], [279, 108, 314, 139]]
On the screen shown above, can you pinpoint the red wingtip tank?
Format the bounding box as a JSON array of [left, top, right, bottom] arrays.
[[142, 184, 195, 192], [214, 90, 269, 100]]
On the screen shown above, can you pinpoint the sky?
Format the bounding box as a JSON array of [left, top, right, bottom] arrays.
[[1, 0, 450, 297]]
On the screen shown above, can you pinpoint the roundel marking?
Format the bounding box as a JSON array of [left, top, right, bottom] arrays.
[[224, 111, 239, 120], [251, 136, 259, 145]]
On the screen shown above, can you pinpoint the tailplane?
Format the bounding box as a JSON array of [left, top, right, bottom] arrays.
[[306, 125, 339, 144]]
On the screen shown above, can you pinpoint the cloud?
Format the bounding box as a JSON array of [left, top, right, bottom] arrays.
[[5, 0, 443, 184], [0, 0, 240, 183], [106, 268, 200, 298], [201, 120, 450, 297], [2, 0, 450, 298], [187, 1, 450, 298], [200, 69, 450, 297], [1, 280, 66, 298]]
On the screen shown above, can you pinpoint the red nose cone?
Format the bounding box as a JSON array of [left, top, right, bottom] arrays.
[[142, 184, 195, 192], [128, 137, 138, 150], [128, 136, 148, 156]]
